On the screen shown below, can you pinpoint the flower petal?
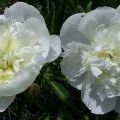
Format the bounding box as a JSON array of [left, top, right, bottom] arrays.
[[0, 96, 15, 112], [9, 22, 38, 48], [91, 67, 102, 77], [60, 13, 89, 46], [25, 17, 49, 37], [79, 7, 116, 41], [46, 35, 61, 62], [68, 75, 85, 90], [61, 42, 82, 79], [0, 60, 42, 96], [81, 85, 117, 114], [38, 37, 50, 58], [116, 5, 120, 13], [4, 2, 44, 22], [61, 54, 82, 79], [61, 50, 83, 90], [8, 18, 49, 50]]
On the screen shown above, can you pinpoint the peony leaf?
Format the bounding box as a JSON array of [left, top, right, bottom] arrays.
[[48, 81, 71, 103]]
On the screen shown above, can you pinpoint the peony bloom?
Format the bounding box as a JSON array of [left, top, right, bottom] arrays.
[[60, 6, 120, 114], [0, 2, 61, 112]]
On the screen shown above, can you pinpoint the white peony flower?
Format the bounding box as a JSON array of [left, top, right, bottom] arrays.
[[60, 6, 120, 114], [0, 2, 61, 112]]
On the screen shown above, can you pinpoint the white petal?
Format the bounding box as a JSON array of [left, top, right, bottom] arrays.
[[4, 2, 44, 22], [0, 96, 15, 112], [79, 7, 116, 41], [97, 89, 106, 102], [61, 43, 85, 90], [0, 15, 10, 36], [61, 48, 82, 79], [38, 37, 50, 58], [91, 67, 102, 77], [81, 85, 117, 114], [61, 54, 81, 79], [19, 46, 45, 65], [10, 22, 37, 48], [67, 70, 93, 90], [0, 60, 42, 96], [61, 41, 89, 80], [25, 18, 49, 37], [60, 13, 89, 46], [81, 73, 94, 89], [68, 74, 85, 90], [116, 5, 120, 13], [46, 35, 61, 62], [32, 55, 45, 67], [0, 15, 6, 20], [10, 18, 49, 49]]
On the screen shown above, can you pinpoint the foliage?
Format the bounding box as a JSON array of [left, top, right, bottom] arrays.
[[0, 0, 120, 120]]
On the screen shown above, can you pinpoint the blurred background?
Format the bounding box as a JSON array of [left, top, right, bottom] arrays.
[[0, 0, 120, 120]]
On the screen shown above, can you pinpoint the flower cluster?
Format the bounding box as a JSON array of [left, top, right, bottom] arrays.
[[1, 1, 120, 115]]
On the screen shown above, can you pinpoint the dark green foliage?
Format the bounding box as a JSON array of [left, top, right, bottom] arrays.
[[0, 0, 120, 119]]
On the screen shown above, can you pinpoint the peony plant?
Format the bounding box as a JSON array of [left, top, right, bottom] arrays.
[[60, 6, 120, 114], [0, 2, 61, 112]]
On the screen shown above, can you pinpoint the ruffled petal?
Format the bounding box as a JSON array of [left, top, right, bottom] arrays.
[[61, 42, 83, 79], [0, 59, 42, 96], [81, 85, 117, 114]]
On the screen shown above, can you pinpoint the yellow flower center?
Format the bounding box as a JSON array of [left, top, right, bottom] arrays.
[[0, 30, 24, 82]]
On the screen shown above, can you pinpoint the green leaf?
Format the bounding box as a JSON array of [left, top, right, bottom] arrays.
[[77, 5, 85, 12], [47, 80, 81, 115], [84, 115, 89, 120], [57, 115, 64, 120], [44, 113, 50, 120], [116, 115, 120, 120], [48, 81, 70, 103], [86, 1, 92, 12]]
